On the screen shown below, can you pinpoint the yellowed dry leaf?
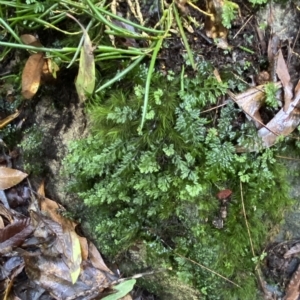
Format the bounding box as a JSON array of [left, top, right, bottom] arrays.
[[0, 111, 20, 129], [0, 167, 28, 190], [67, 230, 82, 284], [22, 52, 45, 99], [66, 13, 95, 102]]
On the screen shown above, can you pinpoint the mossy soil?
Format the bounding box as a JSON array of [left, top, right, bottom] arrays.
[[1, 1, 300, 299]]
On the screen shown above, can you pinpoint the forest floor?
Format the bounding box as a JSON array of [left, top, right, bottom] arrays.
[[1, 0, 300, 299]]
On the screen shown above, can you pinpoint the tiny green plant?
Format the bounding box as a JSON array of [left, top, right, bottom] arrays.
[[222, 1, 239, 29], [252, 251, 267, 265], [19, 124, 44, 175], [248, 0, 268, 4], [64, 61, 293, 299], [265, 82, 279, 109]]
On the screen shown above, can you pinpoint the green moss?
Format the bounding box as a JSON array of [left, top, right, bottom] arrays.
[[64, 61, 293, 299], [19, 124, 45, 175]]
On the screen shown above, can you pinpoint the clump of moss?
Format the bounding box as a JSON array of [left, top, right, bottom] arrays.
[[19, 124, 45, 175], [64, 61, 292, 299]]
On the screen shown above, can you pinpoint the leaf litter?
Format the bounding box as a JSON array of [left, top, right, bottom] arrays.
[[0, 165, 135, 299], [229, 34, 300, 151], [1, 2, 300, 299]]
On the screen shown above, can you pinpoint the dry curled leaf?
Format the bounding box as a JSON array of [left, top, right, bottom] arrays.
[[0, 167, 28, 190]]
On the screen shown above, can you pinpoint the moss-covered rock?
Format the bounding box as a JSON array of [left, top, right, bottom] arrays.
[[64, 62, 293, 299]]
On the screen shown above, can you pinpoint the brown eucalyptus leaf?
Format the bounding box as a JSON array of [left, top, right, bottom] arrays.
[[88, 241, 113, 274], [0, 218, 30, 242], [0, 167, 28, 190], [0, 219, 34, 254], [276, 49, 293, 111], [22, 52, 45, 99]]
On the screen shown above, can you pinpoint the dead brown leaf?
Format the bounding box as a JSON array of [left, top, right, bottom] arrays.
[[40, 197, 77, 231], [22, 53, 45, 99], [276, 49, 293, 111], [0, 203, 14, 223], [0, 167, 28, 190], [0, 219, 34, 255], [88, 241, 115, 274], [78, 235, 89, 261], [284, 264, 300, 300], [20, 34, 42, 47], [234, 84, 266, 129]]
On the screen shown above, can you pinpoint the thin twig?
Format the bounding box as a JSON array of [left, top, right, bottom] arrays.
[[200, 102, 228, 114], [233, 15, 253, 39], [276, 155, 300, 161], [175, 252, 241, 288], [186, 1, 213, 17], [240, 180, 255, 256]]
